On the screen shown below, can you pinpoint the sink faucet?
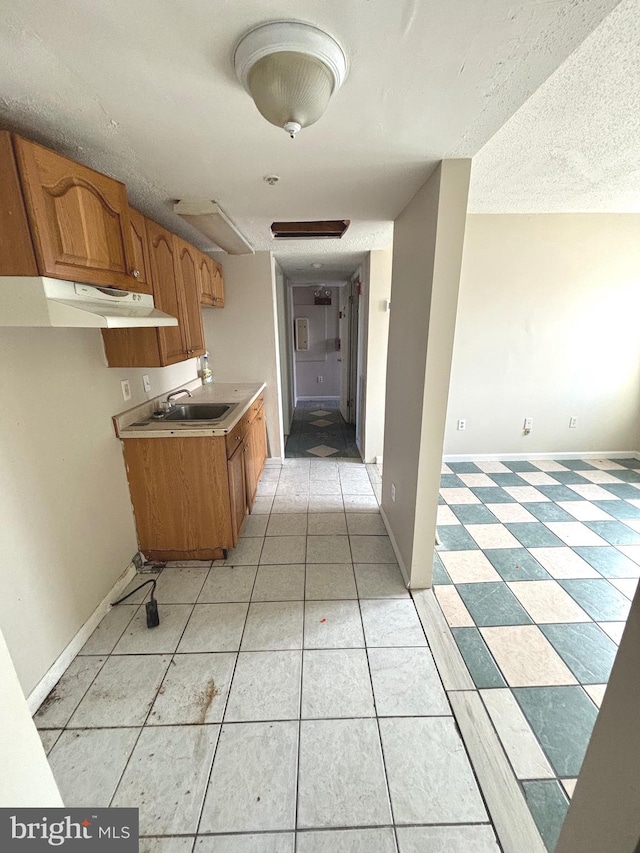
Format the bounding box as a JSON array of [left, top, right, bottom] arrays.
[[166, 388, 193, 409]]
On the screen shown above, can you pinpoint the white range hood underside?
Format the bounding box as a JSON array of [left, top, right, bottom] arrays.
[[0, 278, 179, 329]]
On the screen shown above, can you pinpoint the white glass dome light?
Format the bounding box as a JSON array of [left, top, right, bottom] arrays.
[[234, 21, 348, 138]]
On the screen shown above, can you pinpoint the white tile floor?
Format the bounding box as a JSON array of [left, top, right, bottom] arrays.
[[35, 458, 501, 852]]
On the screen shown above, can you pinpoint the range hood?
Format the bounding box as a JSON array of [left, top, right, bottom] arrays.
[[0, 278, 179, 329]]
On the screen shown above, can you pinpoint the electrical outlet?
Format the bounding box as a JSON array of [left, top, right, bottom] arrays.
[[391, 483, 396, 502], [121, 379, 132, 402], [569, 416, 578, 428], [317, 376, 323, 383], [142, 374, 151, 393], [524, 417, 533, 430], [457, 419, 466, 431]]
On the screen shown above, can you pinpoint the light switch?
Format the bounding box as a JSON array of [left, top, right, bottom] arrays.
[[142, 374, 151, 393]]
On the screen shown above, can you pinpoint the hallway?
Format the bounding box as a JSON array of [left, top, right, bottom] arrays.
[[285, 402, 359, 460]]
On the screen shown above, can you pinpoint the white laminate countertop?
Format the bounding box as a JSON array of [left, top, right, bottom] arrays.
[[114, 381, 266, 439]]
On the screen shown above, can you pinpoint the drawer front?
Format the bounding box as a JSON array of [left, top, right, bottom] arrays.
[[247, 394, 265, 424], [226, 413, 249, 458]]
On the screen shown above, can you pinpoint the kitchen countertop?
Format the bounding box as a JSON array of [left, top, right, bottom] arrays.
[[114, 381, 266, 439]]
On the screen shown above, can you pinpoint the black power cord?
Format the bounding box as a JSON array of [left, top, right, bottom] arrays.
[[112, 578, 160, 628]]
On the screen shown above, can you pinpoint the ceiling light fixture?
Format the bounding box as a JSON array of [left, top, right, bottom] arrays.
[[234, 20, 348, 139], [174, 200, 254, 255]]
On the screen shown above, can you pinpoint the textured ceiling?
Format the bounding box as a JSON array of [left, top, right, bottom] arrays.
[[0, 0, 624, 280], [470, 0, 640, 212]]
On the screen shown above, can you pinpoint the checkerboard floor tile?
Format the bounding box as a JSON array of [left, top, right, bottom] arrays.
[[436, 456, 640, 851]]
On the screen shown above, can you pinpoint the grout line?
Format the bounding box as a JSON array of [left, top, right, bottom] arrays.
[[293, 560, 307, 846], [192, 554, 258, 837]]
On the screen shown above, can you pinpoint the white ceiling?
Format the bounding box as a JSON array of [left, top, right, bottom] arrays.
[[470, 0, 640, 213], [0, 0, 624, 280]]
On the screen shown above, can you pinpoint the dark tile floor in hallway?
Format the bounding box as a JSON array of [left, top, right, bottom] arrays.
[[285, 402, 359, 459]]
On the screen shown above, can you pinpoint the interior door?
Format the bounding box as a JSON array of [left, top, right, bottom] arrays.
[[339, 285, 350, 421]]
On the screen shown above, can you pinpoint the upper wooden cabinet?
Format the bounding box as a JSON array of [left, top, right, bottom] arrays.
[[126, 207, 153, 295], [10, 134, 147, 292], [199, 253, 225, 308], [173, 237, 205, 357], [102, 219, 205, 367]]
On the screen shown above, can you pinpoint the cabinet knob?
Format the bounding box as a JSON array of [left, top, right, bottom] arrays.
[[131, 269, 140, 278]]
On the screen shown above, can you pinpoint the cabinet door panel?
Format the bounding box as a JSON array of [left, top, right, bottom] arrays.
[[199, 252, 216, 307], [147, 221, 186, 365], [174, 237, 205, 357], [228, 442, 247, 544], [14, 136, 139, 290], [127, 207, 153, 294], [212, 259, 225, 307]]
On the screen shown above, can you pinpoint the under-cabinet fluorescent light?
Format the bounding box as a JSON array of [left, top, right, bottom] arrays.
[[174, 200, 254, 255]]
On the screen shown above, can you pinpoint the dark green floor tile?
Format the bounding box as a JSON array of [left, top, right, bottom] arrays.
[[613, 458, 640, 468], [451, 627, 506, 688], [505, 523, 565, 548], [471, 487, 516, 504], [485, 548, 551, 581], [593, 500, 640, 520], [573, 546, 640, 578], [540, 623, 618, 684], [548, 471, 590, 485], [526, 502, 575, 523], [457, 582, 532, 626], [554, 459, 596, 471], [503, 461, 540, 472], [447, 461, 482, 474], [584, 521, 640, 545], [432, 552, 452, 585], [612, 469, 640, 483], [538, 485, 587, 502], [488, 472, 529, 487], [438, 495, 445, 505], [440, 473, 466, 488], [559, 579, 631, 621], [600, 483, 640, 499], [514, 686, 598, 776], [436, 525, 479, 550], [450, 504, 499, 524], [523, 780, 569, 852]]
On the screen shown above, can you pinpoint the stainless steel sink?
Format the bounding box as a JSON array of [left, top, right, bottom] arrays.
[[164, 403, 234, 421]]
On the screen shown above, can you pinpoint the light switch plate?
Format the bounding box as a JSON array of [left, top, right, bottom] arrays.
[[121, 379, 132, 402], [142, 374, 151, 393]]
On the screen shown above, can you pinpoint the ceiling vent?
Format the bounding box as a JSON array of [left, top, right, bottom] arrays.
[[270, 220, 350, 239]]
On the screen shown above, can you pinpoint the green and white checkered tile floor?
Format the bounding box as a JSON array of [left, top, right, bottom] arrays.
[[434, 455, 640, 851]]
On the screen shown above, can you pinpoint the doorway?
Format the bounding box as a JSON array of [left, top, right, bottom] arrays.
[[285, 280, 361, 459]]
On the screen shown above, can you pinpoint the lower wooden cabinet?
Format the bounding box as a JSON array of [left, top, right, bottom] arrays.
[[121, 396, 267, 560], [228, 441, 248, 545]]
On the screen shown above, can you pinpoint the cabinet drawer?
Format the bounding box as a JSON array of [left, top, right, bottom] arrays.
[[226, 414, 249, 458], [247, 394, 265, 424]]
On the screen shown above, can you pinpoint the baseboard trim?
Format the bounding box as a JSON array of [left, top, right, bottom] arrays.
[[380, 506, 410, 587], [295, 396, 340, 402], [27, 562, 137, 714], [443, 450, 639, 462], [265, 457, 284, 466]]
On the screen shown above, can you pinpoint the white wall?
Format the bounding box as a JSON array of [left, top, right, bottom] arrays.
[[445, 214, 640, 455], [382, 160, 471, 587], [203, 252, 285, 460], [361, 246, 393, 462], [293, 286, 341, 399], [0, 327, 197, 695], [0, 629, 62, 806], [274, 263, 294, 435]]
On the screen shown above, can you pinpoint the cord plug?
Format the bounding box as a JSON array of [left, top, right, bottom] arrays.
[[145, 596, 160, 628]]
